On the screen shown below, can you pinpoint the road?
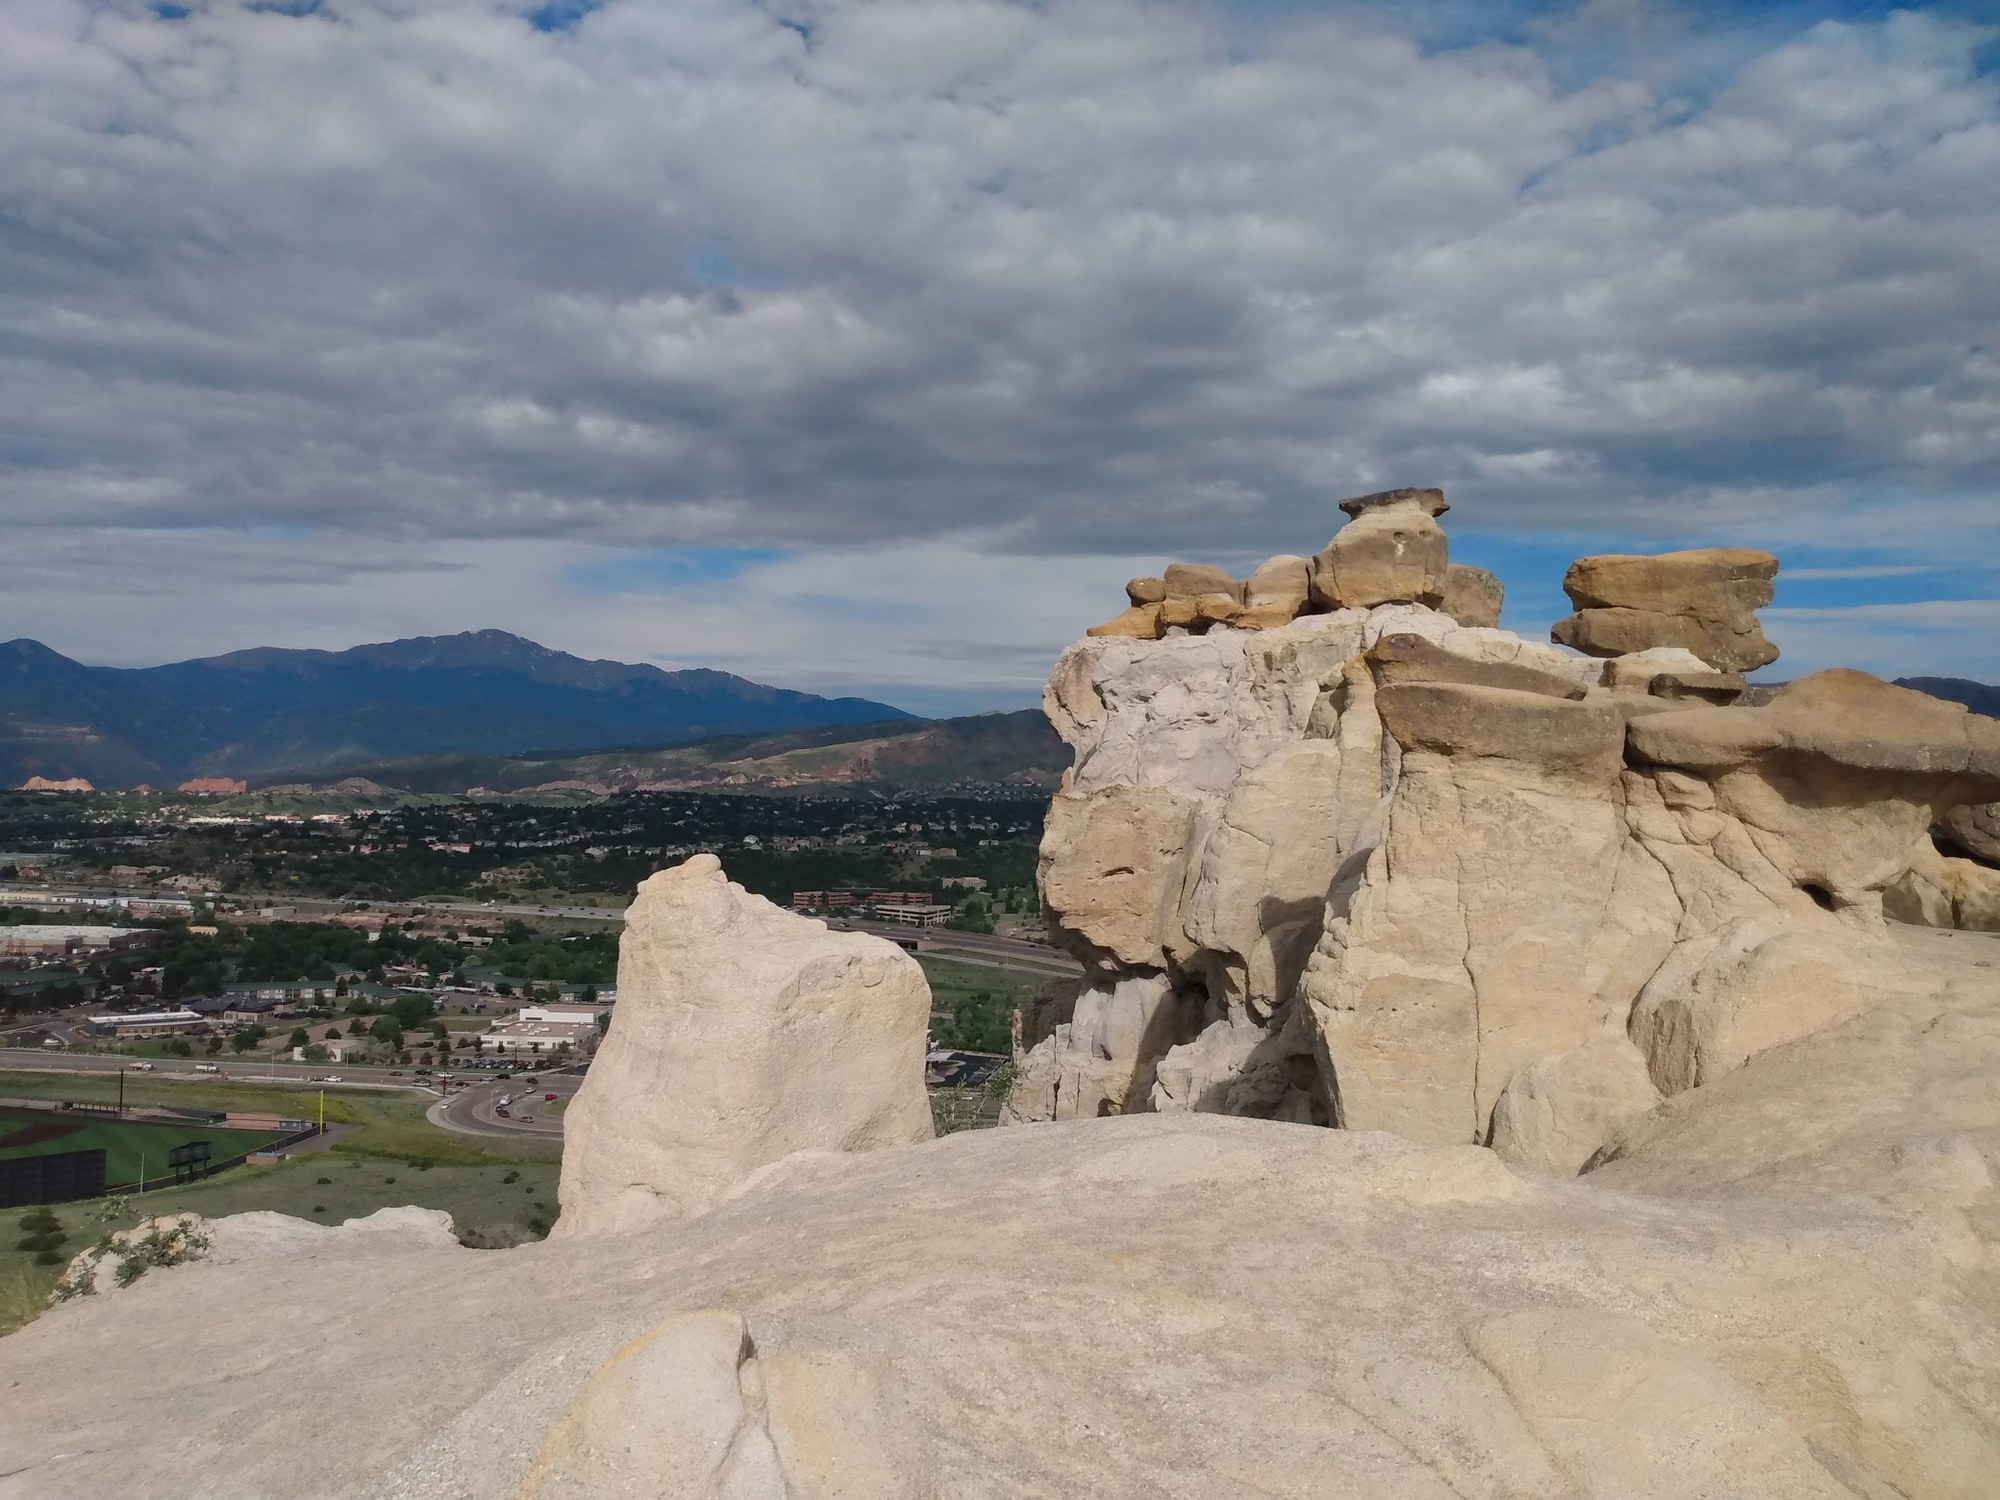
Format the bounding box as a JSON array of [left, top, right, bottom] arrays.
[[429, 1069, 581, 1138], [0, 1046, 427, 1091]]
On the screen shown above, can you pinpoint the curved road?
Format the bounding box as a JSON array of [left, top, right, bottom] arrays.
[[428, 1068, 582, 1139]]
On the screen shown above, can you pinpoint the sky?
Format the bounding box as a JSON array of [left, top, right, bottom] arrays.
[[1, 0, 1996, 716]]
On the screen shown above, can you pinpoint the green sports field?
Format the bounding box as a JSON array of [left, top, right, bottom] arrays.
[[0, 1108, 290, 1191]]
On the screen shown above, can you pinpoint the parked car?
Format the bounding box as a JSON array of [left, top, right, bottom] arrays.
[[544, 1092, 557, 1101]]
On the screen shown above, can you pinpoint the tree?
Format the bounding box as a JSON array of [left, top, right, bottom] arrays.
[[204, 1035, 224, 1055], [369, 1016, 403, 1050], [287, 1027, 310, 1049], [167, 1038, 193, 1057], [302, 1043, 329, 1063], [230, 1029, 257, 1054], [579, 985, 598, 1005], [346, 1018, 367, 1036], [324, 1026, 341, 1041]]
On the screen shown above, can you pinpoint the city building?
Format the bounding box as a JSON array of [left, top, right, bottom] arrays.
[[86, 1008, 206, 1038], [0, 925, 160, 959], [870, 902, 955, 927], [477, 1015, 599, 1057]]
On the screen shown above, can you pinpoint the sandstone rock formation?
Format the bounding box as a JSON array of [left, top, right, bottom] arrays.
[[1551, 546, 1780, 671], [554, 854, 932, 1237], [1942, 800, 2000, 863], [8, 958, 2000, 1500], [1309, 486, 1449, 610], [1437, 560, 1503, 627], [17, 775, 92, 792], [1024, 501, 2000, 1188]]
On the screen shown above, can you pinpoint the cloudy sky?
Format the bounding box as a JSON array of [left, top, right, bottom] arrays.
[[2, 0, 1995, 714]]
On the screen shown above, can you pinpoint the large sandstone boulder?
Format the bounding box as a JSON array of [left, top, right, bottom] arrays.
[[1551, 547, 1780, 671], [1886, 838, 2000, 932], [554, 855, 933, 1237], [1309, 487, 1449, 610], [1237, 553, 1311, 629], [1038, 786, 1195, 973], [1942, 801, 2000, 863], [1437, 562, 1503, 628]]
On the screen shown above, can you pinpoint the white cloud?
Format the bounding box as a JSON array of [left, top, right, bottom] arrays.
[[0, 0, 1995, 699]]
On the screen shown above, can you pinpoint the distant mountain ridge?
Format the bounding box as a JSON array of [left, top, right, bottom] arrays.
[[0, 630, 914, 787], [253, 709, 1070, 796], [1896, 676, 2000, 720]]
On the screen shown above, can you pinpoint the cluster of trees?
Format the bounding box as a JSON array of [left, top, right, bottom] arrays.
[[934, 988, 1018, 1053], [486, 922, 615, 984]]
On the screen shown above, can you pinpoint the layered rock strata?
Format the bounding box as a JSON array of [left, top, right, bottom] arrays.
[[1551, 546, 1780, 671], [1021, 504, 2000, 1185]]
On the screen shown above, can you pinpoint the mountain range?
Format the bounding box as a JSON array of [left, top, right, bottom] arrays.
[[0, 631, 914, 788], [268, 709, 1070, 797]]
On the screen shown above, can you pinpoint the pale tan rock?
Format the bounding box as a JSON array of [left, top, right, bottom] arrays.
[[1007, 973, 1182, 1119], [1488, 1036, 1662, 1176], [1237, 553, 1311, 630], [1124, 575, 1166, 606], [1437, 562, 1503, 628], [1627, 916, 1935, 1096], [1648, 667, 1746, 703], [1597, 645, 1714, 692], [1086, 603, 1163, 639], [1180, 740, 1348, 1011], [1552, 547, 1780, 671], [1038, 786, 1195, 971], [1192, 591, 1241, 626], [1309, 487, 1450, 609], [1465, 1308, 1856, 1499], [13, 1048, 2000, 1500], [1941, 801, 2000, 863], [1162, 561, 1242, 601], [1157, 596, 1200, 629], [1304, 683, 1676, 1144], [1886, 839, 2000, 933], [554, 854, 932, 1237], [1366, 631, 1588, 701]]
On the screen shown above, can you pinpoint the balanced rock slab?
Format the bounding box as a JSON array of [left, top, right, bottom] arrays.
[[1309, 487, 1449, 610], [1551, 547, 1779, 671], [554, 855, 933, 1237]]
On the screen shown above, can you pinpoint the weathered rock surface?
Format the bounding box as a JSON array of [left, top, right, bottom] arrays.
[[1309, 487, 1449, 610], [554, 854, 932, 1237], [1437, 561, 1503, 628], [1365, 631, 1587, 700], [9, 971, 2000, 1500], [1238, 553, 1311, 629], [1551, 546, 1780, 671], [1162, 561, 1241, 601], [1886, 839, 2000, 932], [1942, 800, 2000, 863], [1086, 602, 1162, 639], [1487, 1035, 1661, 1177]]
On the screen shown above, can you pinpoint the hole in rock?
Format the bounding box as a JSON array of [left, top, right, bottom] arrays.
[[1799, 882, 1837, 911]]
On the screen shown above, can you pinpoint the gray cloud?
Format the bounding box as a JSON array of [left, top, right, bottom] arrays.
[[1, 0, 1995, 695]]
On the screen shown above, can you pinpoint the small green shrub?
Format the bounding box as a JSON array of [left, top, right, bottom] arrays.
[[33, 1249, 63, 1267], [316, 1177, 332, 1185], [501, 1170, 520, 1185]]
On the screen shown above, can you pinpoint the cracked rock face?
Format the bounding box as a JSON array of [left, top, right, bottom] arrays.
[[1019, 531, 2000, 1183]]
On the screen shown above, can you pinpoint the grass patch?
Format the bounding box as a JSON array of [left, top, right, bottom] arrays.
[[914, 955, 1044, 1015], [0, 1070, 561, 1337], [0, 1109, 288, 1190]]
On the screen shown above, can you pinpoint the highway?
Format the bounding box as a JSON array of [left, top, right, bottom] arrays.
[[0, 1046, 429, 1092]]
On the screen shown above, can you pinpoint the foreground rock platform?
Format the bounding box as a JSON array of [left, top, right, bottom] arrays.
[[3, 929, 1996, 1497]]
